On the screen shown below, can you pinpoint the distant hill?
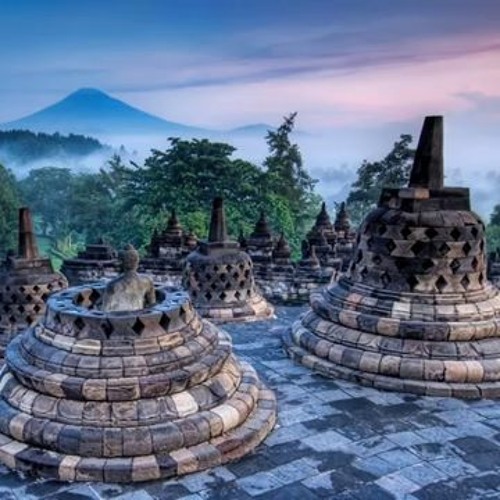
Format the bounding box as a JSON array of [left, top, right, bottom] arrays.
[[0, 129, 107, 166], [0, 88, 275, 141], [0, 88, 212, 137]]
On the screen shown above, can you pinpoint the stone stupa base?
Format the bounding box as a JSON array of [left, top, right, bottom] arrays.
[[283, 283, 500, 400], [0, 283, 276, 483], [0, 361, 275, 483], [195, 294, 275, 324]]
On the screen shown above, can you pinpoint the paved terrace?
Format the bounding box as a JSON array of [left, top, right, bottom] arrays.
[[1, 307, 500, 499]]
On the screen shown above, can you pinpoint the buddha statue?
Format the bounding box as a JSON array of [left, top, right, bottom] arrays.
[[101, 244, 155, 311]]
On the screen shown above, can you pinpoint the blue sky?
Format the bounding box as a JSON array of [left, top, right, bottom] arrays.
[[1, 0, 500, 127], [1, 0, 500, 217]]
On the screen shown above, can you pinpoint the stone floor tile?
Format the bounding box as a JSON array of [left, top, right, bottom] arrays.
[[398, 463, 448, 486], [236, 471, 285, 497], [375, 472, 420, 499], [302, 430, 352, 452]]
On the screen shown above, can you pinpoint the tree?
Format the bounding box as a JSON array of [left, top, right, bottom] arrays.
[[262, 113, 320, 249], [346, 134, 415, 226], [18, 167, 73, 240], [0, 163, 20, 256], [490, 204, 500, 227], [123, 138, 265, 239]]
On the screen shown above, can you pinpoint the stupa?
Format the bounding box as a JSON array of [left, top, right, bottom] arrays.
[[245, 211, 274, 265], [140, 210, 198, 286], [306, 202, 340, 271], [184, 198, 274, 323], [0, 245, 276, 482], [334, 202, 356, 271], [284, 116, 500, 398], [61, 239, 120, 285], [0, 208, 67, 358]]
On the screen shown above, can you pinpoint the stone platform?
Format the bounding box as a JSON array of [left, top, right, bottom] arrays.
[[1, 307, 500, 498], [0, 284, 276, 483]]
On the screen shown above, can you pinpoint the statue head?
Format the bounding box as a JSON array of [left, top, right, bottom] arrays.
[[120, 244, 140, 272]]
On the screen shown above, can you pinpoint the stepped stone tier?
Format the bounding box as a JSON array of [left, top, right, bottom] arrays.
[[61, 239, 120, 285], [245, 212, 273, 264], [184, 198, 274, 323], [0, 245, 276, 482], [0, 208, 67, 359], [284, 116, 500, 399], [140, 210, 198, 287]]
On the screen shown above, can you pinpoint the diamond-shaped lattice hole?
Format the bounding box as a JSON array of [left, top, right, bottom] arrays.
[[239, 264, 245, 270], [33, 304, 42, 314], [235, 290, 241, 300], [10, 294, 17, 303], [450, 259, 461, 273], [411, 240, 426, 256], [471, 257, 479, 271], [385, 240, 396, 253], [26, 315, 34, 325], [435, 275, 448, 293], [89, 289, 101, 305], [33, 285, 40, 293], [47, 283, 53, 291], [422, 259, 434, 271], [132, 318, 145, 335], [372, 254, 382, 265], [239, 281, 246, 289], [450, 227, 461, 241], [226, 264, 233, 272], [471, 226, 479, 238], [463, 242, 472, 256], [360, 267, 369, 280], [41, 293, 49, 301], [401, 226, 412, 239], [366, 236, 374, 250], [204, 273, 212, 281], [244, 270, 250, 278], [424, 227, 438, 239], [407, 275, 419, 290], [461, 275, 470, 290], [480, 240, 485, 252], [102, 320, 114, 336], [210, 282, 218, 291], [75, 293, 84, 305], [225, 282, 231, 290], [160, 313, 170, 331], [220, 273, 227, 282], [17, 305, 25, 313], [437, 242, 450, 257], [25, 294, 33, 303], [74, 317, 86, 331], [219, 291, 227, 301], [205, 291, 213, 301]]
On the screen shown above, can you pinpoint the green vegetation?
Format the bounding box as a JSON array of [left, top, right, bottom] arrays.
[[0, 130, 105, 165], [346, 134, 415, 226], [0, 163, 20, 255], [6, 114, 320, 261]]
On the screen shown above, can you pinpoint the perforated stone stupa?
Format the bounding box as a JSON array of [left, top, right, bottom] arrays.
[[61, 239, 120, 285], [184, 198, 274, 323], [0, 245, 276, 482], [284, 116, 500, 398], [0, 208, 67, 358]]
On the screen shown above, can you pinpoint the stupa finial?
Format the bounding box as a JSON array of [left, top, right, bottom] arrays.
[[409, 115, 444, 189], [208, 197, 228, 243], [18, 207, 39, 260]]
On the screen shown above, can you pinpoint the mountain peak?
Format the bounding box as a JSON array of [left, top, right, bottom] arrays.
[[69, 88, 110, 98]]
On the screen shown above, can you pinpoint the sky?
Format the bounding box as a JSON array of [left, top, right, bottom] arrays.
[[1, 0, 500, 216]]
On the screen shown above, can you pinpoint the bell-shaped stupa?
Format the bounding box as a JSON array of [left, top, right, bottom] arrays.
[[184, 198, 274, 323], [0, 208, 67, 358], [0, 244, 276, 482], [284, 116, 500, 398]]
